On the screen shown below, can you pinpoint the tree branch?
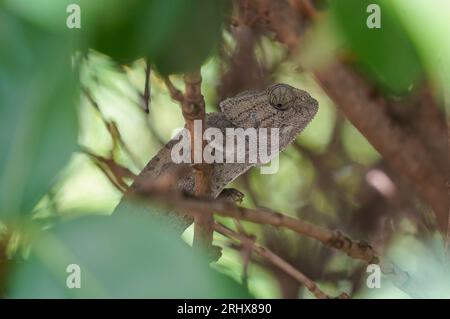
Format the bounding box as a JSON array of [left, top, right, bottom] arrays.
[[135, 178, 380, 263], [315, 61, 449, 233], [164, 72, 214, 251], [133, 161, 418, 297], [163, 77, 184, 103], [215, 222, 348, 299], [183, 71, 214, 251]]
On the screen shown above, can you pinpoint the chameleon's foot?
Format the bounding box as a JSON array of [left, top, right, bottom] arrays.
[[219, 188, 245, 204]]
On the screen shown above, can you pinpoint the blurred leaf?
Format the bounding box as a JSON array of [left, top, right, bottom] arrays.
[[89, 0, 228, 72], [5, 0, 228, 71], [3, 0, 143, 60], [356, 231, 450, 298], [7, 211, 251, 298], [84, 0, 151, 63], [385, 232, 450, 298], [330, 0, 423, 95], [3, 0, 78, 32], [391, 0, 450, 99], [142, 0, 228, 75], [0, 12, 78, 219]]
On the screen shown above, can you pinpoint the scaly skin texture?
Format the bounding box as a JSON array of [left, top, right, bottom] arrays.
[[114, 83, 319, 232]]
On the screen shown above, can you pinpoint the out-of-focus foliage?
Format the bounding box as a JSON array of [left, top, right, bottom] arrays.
[[0, 4, 246, 298], [355, 231, 450, 299], [0, 11, 78, 220], [1, 0, 450, 299], [330, 0, 423, 95], [5, 0, 228, 73], [392, 0, 450, 93], [140, 0, 228, 75], [8, 211, 250, 298]]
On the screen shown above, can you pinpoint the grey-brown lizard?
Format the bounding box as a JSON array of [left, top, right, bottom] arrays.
[[114, 83, 318, 232]]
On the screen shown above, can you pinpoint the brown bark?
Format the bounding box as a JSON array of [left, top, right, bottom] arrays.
[[137, 181, 379, 264], [315, 62, 449, 233], [165, 71, 213, 250], [386, 87, 449, 177], [183, 71, 214, 251], [215, 223, 348, 299]]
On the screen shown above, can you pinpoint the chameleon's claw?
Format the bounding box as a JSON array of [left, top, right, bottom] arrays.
[[219, 188, 245, 204]]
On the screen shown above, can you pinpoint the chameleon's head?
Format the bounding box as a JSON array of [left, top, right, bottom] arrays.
[[219, 83, 319, 131]]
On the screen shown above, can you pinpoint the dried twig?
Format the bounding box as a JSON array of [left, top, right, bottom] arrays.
[[105, 121, 142, 169], [215, 223, 348, 299], [164, 72, 214, 251], [142, 59, 151, 114], [133, 182, 420, 296], [82, 86, 142, 169], [163, 77, 184, 103], [136, 179, 379, 263], [184, 71, 214, 251], [81, 147, 135, 193], [232, 219, 252, 288]]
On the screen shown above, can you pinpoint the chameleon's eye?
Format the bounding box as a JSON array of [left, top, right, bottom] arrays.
[[268, 84, 295, 111]]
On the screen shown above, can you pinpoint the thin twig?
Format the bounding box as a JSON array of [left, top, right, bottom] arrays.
[[142, 59, 151, 114], [131, 178, 419, 296], [105, 121, 142, 169], [163, 77, 184, 103], [137, 180, 378, 262], [93, 161, 127, 193], [183, 71, 214, 251], [233, 219, 252, 288], [81, 86, 101, 112], [81, 147, 135, 193], [215, 223, 347, 299], [82, 86, 142, 169], [163, 72, 214, 252]]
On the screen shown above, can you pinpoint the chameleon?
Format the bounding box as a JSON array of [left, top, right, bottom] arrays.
[[114, 83, 318, 232]]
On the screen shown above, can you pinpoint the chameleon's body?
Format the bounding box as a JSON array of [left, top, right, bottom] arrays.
[[114, 83, 318, 232]]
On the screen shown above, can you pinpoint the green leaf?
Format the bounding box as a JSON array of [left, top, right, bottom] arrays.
[[88, 0, 228, 72], [391, 0, 450, 98], [0, 12, 78, 219], [330, 0, 424, 95], [4, 0, 228, 72], [7, 212, 251, 298], [142, 0, 228, 75]]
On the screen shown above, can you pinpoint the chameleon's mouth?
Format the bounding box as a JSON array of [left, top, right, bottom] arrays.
[[308, 97, 319, 116]]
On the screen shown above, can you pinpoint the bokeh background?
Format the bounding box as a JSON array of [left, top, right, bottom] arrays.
[[1, 0, 450, 298]]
